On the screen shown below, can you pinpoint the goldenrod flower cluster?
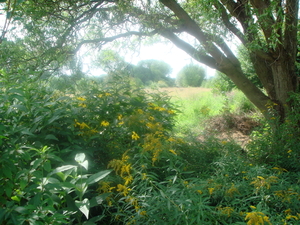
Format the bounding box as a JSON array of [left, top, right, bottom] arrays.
[[250, 176, 278, 193], [217, 206, 235, 217], [244, 209, 271, 225]]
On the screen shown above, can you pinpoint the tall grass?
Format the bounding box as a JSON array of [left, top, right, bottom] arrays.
[[171, 88, 257, 136]]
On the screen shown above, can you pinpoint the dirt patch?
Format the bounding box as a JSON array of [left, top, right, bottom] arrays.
[[201, 114, 261, 148]]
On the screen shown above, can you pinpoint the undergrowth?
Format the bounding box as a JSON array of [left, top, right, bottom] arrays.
[[0, 73, 299, 224]]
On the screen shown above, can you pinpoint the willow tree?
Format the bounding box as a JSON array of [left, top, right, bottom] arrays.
[[3, 0, 300, 119]]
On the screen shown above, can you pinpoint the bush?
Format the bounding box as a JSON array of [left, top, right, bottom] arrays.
[[176, 64, 205, 87]]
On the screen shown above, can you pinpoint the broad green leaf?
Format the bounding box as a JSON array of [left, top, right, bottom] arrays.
[[45, 134, 59, 141], [11, 195, 21, 203], [3, 167, 12, 179], [48, 114, 62, 124], [21, 129, 34, 136], [5, 184, 13, 198], [75, 153, 85, 163], [90, 194, 110, 207], [75, 198, 90, 219], [49, 165, 77, 176], [14, 207, 27, 214], [31, 158, 43, 169], [80, 160, 88, 170], [44, 160, 51, 172], [30, 193, 42, 206], [86, 170, 111, 185]]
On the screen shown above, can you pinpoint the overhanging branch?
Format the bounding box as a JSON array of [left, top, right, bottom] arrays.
[[160, 30, 218, 70], [74, 30, 158, 53]]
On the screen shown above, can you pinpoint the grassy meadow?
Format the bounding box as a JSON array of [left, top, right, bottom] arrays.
[[1, 79, 300, 224]]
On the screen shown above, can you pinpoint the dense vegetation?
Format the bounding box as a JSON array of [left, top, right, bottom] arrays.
[[1, 72, 299, 224], [0, 0, 299, 224]]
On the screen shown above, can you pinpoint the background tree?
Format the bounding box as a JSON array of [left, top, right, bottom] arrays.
[[176, 64, 205, 87], [3, 0, 300, 120], [133, 59, 173, 86]]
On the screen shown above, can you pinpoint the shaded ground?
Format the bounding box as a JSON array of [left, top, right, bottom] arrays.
[[201, 114, 261, 148]]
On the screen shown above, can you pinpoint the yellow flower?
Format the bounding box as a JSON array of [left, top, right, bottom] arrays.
[[77, 97, 86, 101], [286, 214, 298, 220], [284, 209, 292, 214], [167, 137, 176, 142], [169, 149, 177, 155], [118, 114, 123, 120], [123, 175, 133, 186], [208, 188, 215, 195], [218, 206, 234, 217], [197, 190, 203, 194], [167, 110, 175, 114], [272, 167, 288, 174], [116, 184, 131, 196], [101, 120, 109, 127], [139, 211, 147, 216], [226, 183, 239, 197], [97, 181, 114, 193], [141, 173, 147, 180], [251, 176, 278, 192], [148, 116, 155, 121], [75, 121, 90, 129], [131, 131, 140, 140], [245, 211, 271, 225], [78, 103, 87, 108], [287, 150, 292, 154], [137, 109, 144, 114], [105, 92, 111, 96]]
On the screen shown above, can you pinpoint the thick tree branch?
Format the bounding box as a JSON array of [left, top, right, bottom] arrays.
[[159, 0, 231, 66], [214, 1, 246, 44], [159, 30, 218, 69]]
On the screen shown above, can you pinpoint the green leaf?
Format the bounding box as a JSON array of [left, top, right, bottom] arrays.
[[0, 0, 7, 3], [75, 198, 90, 219], [49, 165, 77, 176], [5, 183, 13, 197], [81, 160, 89, 170], [44, 160, 51, 172], [45, 134, 59, 141], [11, 195, 21, 203], [3, 167, 12, 179], [90, 194, 110, 207], [31, 158, 43, 169], [75, 153, 85, 162], [86, 170, 111, 185]]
